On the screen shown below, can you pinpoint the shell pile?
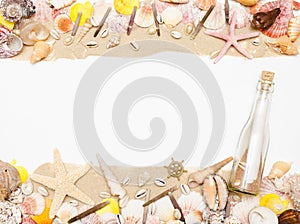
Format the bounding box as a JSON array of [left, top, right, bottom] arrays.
[[0, 27, 23, 58], [0, 0, 35, 22]]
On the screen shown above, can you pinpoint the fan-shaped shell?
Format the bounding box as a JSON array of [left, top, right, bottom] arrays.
[[155, 196, 174, 221], [134, 4, 154, 28], [79, 205, 102, 224], [232, 197, 260, 224], [54, 14, 73, 33], [259, 177, 286, 197], [20, 193, 45, 215], [161, 7, 183, 28], [204, 2, 225, 30], [288, 16, 300, 42], [177, 2, 202, 24], [280, 174, 300, 209], [32, 0, 53, 22], [194, 0, 216, 10], [56, 202, 78, 223], [178, 191, 206, 217], [121, 199, 144, 224], [20, 21, 50, 46], [229, 2, 250, 29]]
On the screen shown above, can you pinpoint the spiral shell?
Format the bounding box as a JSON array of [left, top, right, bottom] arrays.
[[20, 21, 50, 46], [288, 16, 300, 42], [268, 161, 292, 179], [0, 0, 35, 22]]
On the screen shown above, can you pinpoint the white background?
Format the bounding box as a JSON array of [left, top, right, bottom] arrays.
[[0, 54, 299, 175]]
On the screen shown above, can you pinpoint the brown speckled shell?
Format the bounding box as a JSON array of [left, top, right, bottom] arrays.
[[0, 161, 20, 201], [278, 209, 300, 224]]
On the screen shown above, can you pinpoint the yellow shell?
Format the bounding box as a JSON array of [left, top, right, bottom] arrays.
[[96, 198, 120, 216], [70, 1, 93, 26], [114, 0, 140, 15], [260, 193, 289, 215], [10, 160, 28, 184], [268, 161, 292, 179]]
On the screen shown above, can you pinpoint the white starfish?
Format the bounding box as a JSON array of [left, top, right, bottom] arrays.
[[31, 149, 95, 218], [204, 11, 260, 63]]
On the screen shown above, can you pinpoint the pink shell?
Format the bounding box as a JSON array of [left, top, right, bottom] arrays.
[[32, 0, 53, 22], [79, 205, 101, 224], [229, 2, 250, 29], [177, 2, 202, 24], [194, 0, 216, 10], [20, 193, 45, 215], [259, 177, 286, 197], [250, 0, 294, 38]]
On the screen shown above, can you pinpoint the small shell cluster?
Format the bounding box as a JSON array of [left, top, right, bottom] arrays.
[[277, 174, 300, 209], [0, 201, 22, 223], [0, 0, 35, 22]]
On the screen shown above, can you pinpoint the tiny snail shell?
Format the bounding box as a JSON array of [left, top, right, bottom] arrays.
[[171, 31, 182, 39], [148, 27, 156, 35], [154, 178, 166, 187], [180, 184, 190, 195], [185, 23, 194, 35], [135, 189, 148, 199]]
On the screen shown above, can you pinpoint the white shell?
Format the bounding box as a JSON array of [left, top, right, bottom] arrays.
[[63, 35, 74, 46], [185, 23, 194, 35], [154, 178, 166, 187], [100, 191, 111, 199], [69, 199, 79, 207], [121, 177, 130, 186], [135, 189, 148, 199], [130, 41, 140, 51], [161, 7, 183, 28], [116, 214, 125, 224], [173, 209, 182, 220], [134, 5, 154, 28], [37, 186, 49, 197], [90, 16, 100, 27], [203, 2, 225, 30], [248, 207, 278, 224], [148, 203, 156, 215], [170, 31, 182, 39], [148, 27, 156, 35], [119, 195, 130, 208], [252, 38, 260, 46], [100, 28, 109, 38], [21, 180, 33, 195], [180, 184, 190, 195], [86, 41, 98, 48], [50, 29, 60, 40]]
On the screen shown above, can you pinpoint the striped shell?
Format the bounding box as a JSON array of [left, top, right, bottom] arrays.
[[288, 16, 300, 42], [80, 205, 102, 224], [0, 160, 21, 201], [203, 2, 225, 30], [20, 193, 45, 215], [194, 0, 216, 10]]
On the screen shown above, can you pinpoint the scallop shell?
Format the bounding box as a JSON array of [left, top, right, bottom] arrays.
[[278, 209, 300, 224], [79, 205, 102, 224], [56, 202, 78, 223], [176, 3, 203, 24], [202, 175, 228, 211], [47, 0, 76, 10], [178, 191, 206, 217], [279, 174, 300, 209], [121, 199, 144, 223], [185, 210, 203, 224], [0, 160, 21, 200], [155, 196, 175, 221], [268, 161, 292, 179], [99, 212, 117, 224], [249, 206, 278, 224], [134, 4, 154, 28], [32, 0, 53, 23], [194, 0, 216, 10], [20, 21, 50, 46], [204, 2, 225, 30], [22, 216, 37, 224], [20, 193, 45, 215], [229, 2, 250, 29], [54, 14, 74, 34], [288, 16, 300, 42], [161, 7, 183, 28], [259, 177, 286, 197], [107, 14, 128, 34], [232, 197, 260, 224]]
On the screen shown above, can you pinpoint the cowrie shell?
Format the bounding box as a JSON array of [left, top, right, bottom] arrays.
[[37, 186, 49, 197], [154, 178, 166, 187], [135, 189, 148, 199], [99, 191, 111, 198], [180, 184, 190, 195]]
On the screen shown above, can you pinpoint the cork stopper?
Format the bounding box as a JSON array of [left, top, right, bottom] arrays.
[[261, 71, 275, 83]]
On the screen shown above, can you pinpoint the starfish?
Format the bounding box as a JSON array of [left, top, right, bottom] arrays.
[[31, 149, 95, 218], [204, 11, 260, 64]]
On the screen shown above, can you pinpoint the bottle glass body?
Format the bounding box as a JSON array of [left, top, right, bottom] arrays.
[[229, 80, 273, 195]]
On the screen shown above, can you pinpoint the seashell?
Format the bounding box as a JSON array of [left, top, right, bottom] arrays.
[[248, 206, 278, 224], [210, 50, 220, 59], [8, 187, 24, 204], [56, 202, 78, 223], [288, 16, 300, 42], [185, 210, 203, 224], [155, 196, 175, 221], [278, 209, 300, 224], [63, 35, 74, 46], [22, 216, 37, 224], [252, 38, 260, 46], [202, 174, 228, 211], [86, 41, 98, 48], [251, 8, 281, 30], [250, 0, 293, 38], [116, 214, 124, 224], [37, 186, 48, 197], [31, 198, 53, 224], [268, 161, 292, 179], [0, 160, 21, 200], [47, 0, 76, 10], [154, 178, 166, 187], [204, 2, 225, 30], [161, 7, 183, 28], [90, 16, 100, 27], [160, 0, 189, 3], [20, 21, 50, 46], [278, 174, 300, 210], [106, 36, 120, 49], [265, 36, 299, 56], [259, 177, 286, 197], [30, 40, 55, 64], [134, 4, 154, 28], [157, 14, 163, 24], [107, 14, 128, 34], [0, 0, 35, 22], [138, 171, 151, 187], [259, 193, 289, 215], [232, 197, 260, 224], [54, 14, 73, 34], [229, 2, 250, 29], [185, 23, 194, 35], [100, 28, 109, 38], [121, 177, 131, 186], [194, 0, 216, 10], [21, 180, 33, 195], [224, 216, 241, 224], [130, 41, 140, 51], [180, 184, 190, 195], [20, 193, 45, 215], [0, 201, 22, 223], [170, 30, 182, 39], [205, 209, 225, 224], [79, 204, 102, 224], [188, 157, 233, 188], [99, 212, 117, 224], [173, 209, 182, 220], [148, 26, 156, 35], [121, 199, 144, 223], [148, 203, 156, 215], [100, 191, 111, 199], [135, 188, 148, 199], [77, 20, 93, 43], [69, 199, 79, 207], [50, 29, 61, 40], [119, 195, 129, 208], [32, 0, 53, 23], [178, 191, 206, 217], [235, 0, 257, 6]]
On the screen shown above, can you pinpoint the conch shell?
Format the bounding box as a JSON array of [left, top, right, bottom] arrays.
[[30, 40, 55, 64], [188, 156, 233, 188], [251, 8, 281, 30], [268, 161, 292, 179], [265, 36, 299, 55], [0, 161, 20, 201]]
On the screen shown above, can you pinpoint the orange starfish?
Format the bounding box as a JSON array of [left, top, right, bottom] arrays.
[[204, 11, 260, 63]]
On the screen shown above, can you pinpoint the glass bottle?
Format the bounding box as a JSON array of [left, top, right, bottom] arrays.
[[228, 71, 275, 195]]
